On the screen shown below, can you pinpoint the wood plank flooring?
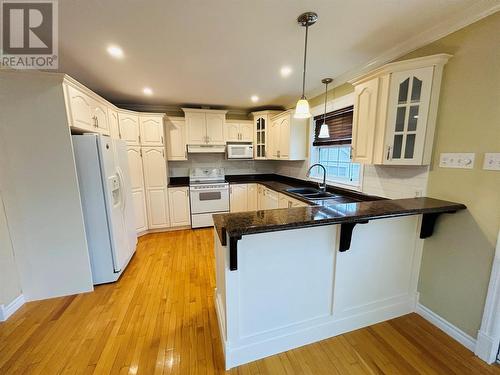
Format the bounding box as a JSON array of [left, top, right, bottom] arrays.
[[1, 228, 499, 374]]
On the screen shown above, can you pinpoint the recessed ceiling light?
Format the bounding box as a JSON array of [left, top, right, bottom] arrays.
[[143, 87, 153, 96], [280, 66, 292, 77], [106, 44, 124, 59], [251, 95, 259, 103]]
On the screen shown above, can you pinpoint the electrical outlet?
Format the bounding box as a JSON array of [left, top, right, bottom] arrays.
[[439, 153, 475, 169], [483, 153, 500, 171]]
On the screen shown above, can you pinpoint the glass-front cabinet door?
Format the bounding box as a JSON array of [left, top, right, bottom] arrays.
[[384, 67, 434, 165], [255, 116, 266, 159]]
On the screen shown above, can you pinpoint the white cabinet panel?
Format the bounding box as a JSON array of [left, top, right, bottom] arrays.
[[230, 184, 248, 213], [66, 85, 93, 131], [131, 190, 148, 233], [108, 109, 120, 139], [142, 148, 167, 188], [146, 189, 169, 228], [240, 122, 254, 142], [186, 112, 206, 144], [93, 100, 109, 135], [206, 113, 225, 144], [127, 147, 148, 233], [142, 147, 169, 229], [384, 67, 433, 165], [140, 116, 164, 146], [278, 116, 290, 158], [247, 184, 258, 211], [226, 123, 240, 142], [263, 188, 279, 209], [166, 118, 187, 160], [352, 78, 379, 164], [226, 122, 253, 142], [168, 187, 191, 227], [119, 113, 140, 145]]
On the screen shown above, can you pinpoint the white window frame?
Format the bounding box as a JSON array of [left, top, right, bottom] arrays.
[[308, 92, 364, 191]]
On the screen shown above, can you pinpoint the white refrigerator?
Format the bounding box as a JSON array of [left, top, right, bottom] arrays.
[[73, 134, 137, 284]]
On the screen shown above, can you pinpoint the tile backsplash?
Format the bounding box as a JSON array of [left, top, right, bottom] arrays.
[[169, 155, 429, 199], [274, 160, 429, 199], [168, 154, 277, 177]]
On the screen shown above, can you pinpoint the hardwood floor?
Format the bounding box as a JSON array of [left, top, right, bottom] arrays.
[[1, 228, 498, 374]]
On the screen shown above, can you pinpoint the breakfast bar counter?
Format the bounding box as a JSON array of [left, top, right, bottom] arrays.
[[212, 192, 465, 369]]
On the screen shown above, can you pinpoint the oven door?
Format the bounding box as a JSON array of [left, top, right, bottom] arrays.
[[189, 185, 230, 214], [227, 144, 253, 159]]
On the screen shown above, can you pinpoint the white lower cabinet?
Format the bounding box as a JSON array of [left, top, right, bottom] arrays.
[[142, 147, 170, 229], [230, 184, 248, 213], [262, 187, 279, 210], [168, 187, 191, 226], [127, 147, 148, 233]]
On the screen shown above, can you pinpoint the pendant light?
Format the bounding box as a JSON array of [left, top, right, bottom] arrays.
[[294, 12, 318, 119], [318, 78, 333, 138]]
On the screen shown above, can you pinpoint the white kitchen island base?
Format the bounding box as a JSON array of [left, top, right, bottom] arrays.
[[214, 216, 423, 370]]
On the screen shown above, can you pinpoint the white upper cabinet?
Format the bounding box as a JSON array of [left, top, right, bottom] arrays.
[[185, 112, 206, 144], [252, 111, 281, 160], [268, 110, 308, 160], [65, 83, 109, 135], [384, 67, 433, 165], [108, 109, 120, 139], [168, 187, 191, 227], [118, 112, 140, 145], [165, 117, 187, 161], [225, 121, 253, 142], [184, 108, 227, 145], [206, 113, 225, 144], [350, 54, 451, 165], [92, 100, 109, 135], [65, 84, 93, 131], [351, 78, 380, 164], [139, 115, 164, 146]]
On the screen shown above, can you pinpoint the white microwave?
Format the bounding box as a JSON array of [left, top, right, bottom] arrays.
[[227, 143, 253, 159]]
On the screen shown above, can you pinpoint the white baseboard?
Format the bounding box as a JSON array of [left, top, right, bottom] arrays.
[[223, 297, 415, 369], [415, 302, 476, 351], [0, 294, 25, 322]]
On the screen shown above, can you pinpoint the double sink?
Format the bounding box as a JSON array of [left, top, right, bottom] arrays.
[[286, 187, 339, 201]]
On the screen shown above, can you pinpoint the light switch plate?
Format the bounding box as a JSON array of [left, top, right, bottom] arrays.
[[439, 153, 475, 169], [483, 153, 500, 171]]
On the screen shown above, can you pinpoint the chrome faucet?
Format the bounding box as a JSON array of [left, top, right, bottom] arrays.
[[306, 163, 327, 192]]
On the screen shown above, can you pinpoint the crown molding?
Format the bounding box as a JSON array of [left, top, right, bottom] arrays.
[[303, 1, 500, 100]]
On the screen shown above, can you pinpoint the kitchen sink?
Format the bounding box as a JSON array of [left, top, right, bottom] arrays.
[[286, 188, 338, 200], [286, 187, 322, 195]]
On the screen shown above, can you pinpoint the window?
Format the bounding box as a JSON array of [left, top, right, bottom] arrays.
[[311, 145, 361, 184], [311, 106, 361, 186]]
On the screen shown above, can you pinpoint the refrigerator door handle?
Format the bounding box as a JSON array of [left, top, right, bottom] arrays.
[[116, 168, 126, 211]]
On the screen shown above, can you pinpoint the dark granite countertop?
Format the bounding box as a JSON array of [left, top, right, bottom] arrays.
[[213, 197, 466, 244], [169, 173, 382, 204]]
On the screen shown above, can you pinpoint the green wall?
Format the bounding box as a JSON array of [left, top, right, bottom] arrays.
[[308, 12, 500, 337], [403, 12, 500, 337]]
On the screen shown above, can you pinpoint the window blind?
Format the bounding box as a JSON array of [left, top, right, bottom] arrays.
[[313, 105, 354, 146]]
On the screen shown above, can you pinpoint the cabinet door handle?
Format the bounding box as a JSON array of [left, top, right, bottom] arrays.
[[350, 147, 354, 160], [386, 145, 392, 160], [161, 136, 164, 144]]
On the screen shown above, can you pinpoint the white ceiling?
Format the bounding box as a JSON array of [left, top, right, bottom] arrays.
[[56, 0, 489, 110]]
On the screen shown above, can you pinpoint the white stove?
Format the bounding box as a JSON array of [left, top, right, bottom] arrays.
[[189, 168, 229, 228]]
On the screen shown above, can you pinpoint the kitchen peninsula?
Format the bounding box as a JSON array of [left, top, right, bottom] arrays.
[[212, 180, 465, 369]]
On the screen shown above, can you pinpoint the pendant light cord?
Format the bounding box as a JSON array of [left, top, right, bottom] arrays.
[[323, 81, 329, 124], [301, 24, 309, 99]]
